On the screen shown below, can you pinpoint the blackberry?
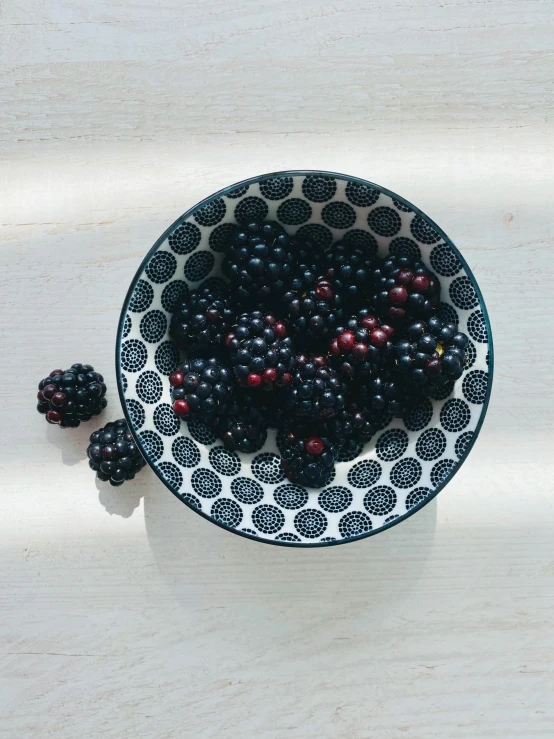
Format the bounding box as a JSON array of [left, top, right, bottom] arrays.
[[395, 316, 470, 387], [277, 425, 338, 488], [329, 309, 395, 380], [287, 355, 347, 420], [170, 357, 235, 422], [287, 234, 327, 294], [354, 369, 420, 417], [226, 311, 295, 388], [170, 286, 234, 352], [371, 255, 440, 324], [322, 403, 379, 449], [322, 240, 376, 307], [222, 221, 294, 304], [37, 364, 107, 428], [215, 392, 268, 454], [282, 278, 344, 345], [87, 419, 146, 486]]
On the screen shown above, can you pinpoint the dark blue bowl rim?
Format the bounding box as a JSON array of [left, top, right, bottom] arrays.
[[116, 169, 494, 548]]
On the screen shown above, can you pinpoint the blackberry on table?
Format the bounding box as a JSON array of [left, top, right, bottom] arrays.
[[88, 419, 146, 486], [394, 316, 470, 387], [222, 221, 294, 304], [37, 364, 107, 428], [226, 311, 295, 388], [286, 355, 347, 420], [277, 424, 338, 488], [282, 277, 344, 346], [215, 392, 269, 454], [371, 255, 440, 324], [170, 357, 235, 422], [169, 285, 234, 352], [329, 309, 395, 380]]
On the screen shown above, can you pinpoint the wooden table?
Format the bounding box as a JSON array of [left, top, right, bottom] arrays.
[[2, 1, 553, 736]]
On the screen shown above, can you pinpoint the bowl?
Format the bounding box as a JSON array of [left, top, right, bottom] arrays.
[[116, 170, 493, 547]]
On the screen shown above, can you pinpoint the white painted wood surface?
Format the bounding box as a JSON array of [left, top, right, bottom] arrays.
[[1, 1, 553, 736]]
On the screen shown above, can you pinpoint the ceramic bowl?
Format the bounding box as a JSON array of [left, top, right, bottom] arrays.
[[116, 171, 493, 547]]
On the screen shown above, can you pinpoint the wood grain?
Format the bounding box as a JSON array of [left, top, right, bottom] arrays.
[[1, 0, 553, 736]]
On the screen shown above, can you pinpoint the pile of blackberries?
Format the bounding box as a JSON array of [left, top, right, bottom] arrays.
[[169, 220, 471, 488]]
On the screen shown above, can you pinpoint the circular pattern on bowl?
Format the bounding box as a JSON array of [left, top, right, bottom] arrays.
[[117, 170, 493, 547]]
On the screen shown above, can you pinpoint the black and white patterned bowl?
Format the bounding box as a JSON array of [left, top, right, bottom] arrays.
[[116, 171, 493, 547]]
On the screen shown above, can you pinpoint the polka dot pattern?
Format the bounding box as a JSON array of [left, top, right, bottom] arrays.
[[416, 428, 446, 461], [410, 214, 440, 244], [184, 251, 214, 282], [294, 509, 328, 539], [322, 201, 356, 230], [431, 459, 456, 488], [194, 198, 226, 226], [277, 198, 312, 225], [376, 429, 409, 461], [168, 222, 201, 255], [430, 243, 462, 277], [209, 446, 241, 476], [274, 483, 309, 510], [234, 196, 269, 224], [140, 310, 167, 344], [252, 504, 285, 534], [211, 498, 243, 528], [345, 181, 380, 208], [368, 206, 401, 237], [339, 511, 372, 538], [251, 453, 286, 485], [161, 280, 188, 313], [302, 175, 337, 202], [348, 460, 381, 488], [449, 276, 479, 310], [136, 371, 163, 404], [259, 176, 293, 200], [118, 171, 491, 547], [146, 251, 177, 284], [318, 486, 352, 513], [440, 399, 471, 433], [129, 280, 154, 313], [172, 436, 201, 468], [139, 430, 164, 463], [364, 486, 397, 516], [154, 341, 180, 375], [231, 477, 264, 505]]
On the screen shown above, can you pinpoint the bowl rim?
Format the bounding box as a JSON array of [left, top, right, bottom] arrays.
[[116, 169, 494, 548]]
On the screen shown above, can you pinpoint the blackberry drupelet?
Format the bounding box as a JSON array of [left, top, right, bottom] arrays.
[[215, 392, 268, 454], [88, 419, 146, 486], [37, 364, 107, 427], [371, 255, 440, 324], [282, 278, 344, 346], [170, 357, 235, 422], [226, 311, 295, 387], [328, 309, 395, 380], [277, 425, 338, 488], [323, 403, 379, 449], [222, 221, 294, 304], [354, 369, 420, 417], [287, 355, 347, 420], [287, 234, 327, 294], [394, 316, 470, 387], [169, 286, 234, 352], [323, 240, 376, 307]]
